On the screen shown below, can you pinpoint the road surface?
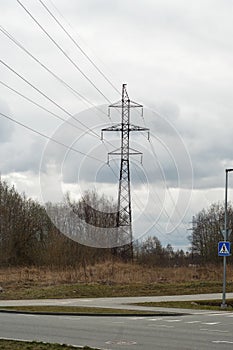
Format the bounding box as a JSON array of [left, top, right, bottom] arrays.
[[1, 311, 233, 349], [1, 294, 233, 349]]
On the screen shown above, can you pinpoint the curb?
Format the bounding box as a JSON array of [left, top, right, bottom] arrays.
[[0, 309, 189, 317]]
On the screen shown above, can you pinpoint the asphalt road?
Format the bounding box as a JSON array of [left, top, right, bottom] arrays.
[[1, 294, 233, 349], [1, 311, 233, 349]]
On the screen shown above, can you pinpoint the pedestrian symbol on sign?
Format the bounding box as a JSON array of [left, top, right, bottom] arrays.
[[218, 241, 231, 257], [220, 244, 229, 254]]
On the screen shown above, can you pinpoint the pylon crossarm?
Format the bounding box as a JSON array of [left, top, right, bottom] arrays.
[[129, 147, 142, 154], [102, 124, 122, 132], [109, 101, 122, 108], [129, 124, 149, 132], [108, 148, 121, 155], [128, 100, 143, 108]]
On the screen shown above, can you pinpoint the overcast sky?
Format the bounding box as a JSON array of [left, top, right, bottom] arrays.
[[0, 0, 233, 250]]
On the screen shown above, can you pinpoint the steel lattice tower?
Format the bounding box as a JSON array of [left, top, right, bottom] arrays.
[[102, 84, 149, 259]]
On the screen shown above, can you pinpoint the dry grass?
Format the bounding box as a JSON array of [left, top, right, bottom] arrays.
[[0, 339, 96, 349], [0, 262, 232, 300], [0, 262, 231, 287]]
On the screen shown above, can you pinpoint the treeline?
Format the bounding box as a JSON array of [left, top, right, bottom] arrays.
[[189, 202, 233, 265], [0, 178, 230, 267], [0, 180, 112, 267], [135, 236, 190, 267], [137, 202, 233, 266]]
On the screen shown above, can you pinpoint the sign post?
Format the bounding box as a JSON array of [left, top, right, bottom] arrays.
[[219, 240, 231, 309], [221, 168, 233, 308]]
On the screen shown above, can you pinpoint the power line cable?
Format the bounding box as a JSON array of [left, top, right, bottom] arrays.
[[134, 103, 186, 232], [148, 134, 185, 228], [16, 0, 112, 103], [3, 0, 175, 239], [0, 111, 103, 163], [0, 80, 90, 133], [141, 136, 185, 236], [47, 0, 120, 92], [130, 162, 170, 237], [0, 25, 109, 121], [3, 2, 183, 240], [0, 60, 120, 163], [37, 0, 121, 95], [106, 158, 168, 239], [128, 106, 186, 235], [0, 58, 104, 139]]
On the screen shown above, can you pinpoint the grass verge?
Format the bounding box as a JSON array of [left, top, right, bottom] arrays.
[[0, 339, 97, 349], [134, 299, 233, 311], [0, 305, 159, 315], [0, 281, 232, 300]]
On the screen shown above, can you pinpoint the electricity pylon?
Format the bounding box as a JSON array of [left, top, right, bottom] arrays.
[[102, 84, 149, 259]]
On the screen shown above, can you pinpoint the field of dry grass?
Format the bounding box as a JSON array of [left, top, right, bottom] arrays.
[[0, 261, 232, 287]]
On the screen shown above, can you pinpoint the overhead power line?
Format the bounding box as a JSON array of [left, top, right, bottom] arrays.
[[0, 80, 90, 133], [147, 136, 185, 235], [0, 78, 116, 157], [37, 0, 121, 95], [0, 58, 103, 139], [0, 111, 103, 163], [130, 162, 173, 238], [136, 105, 186, 234], [16, 0, 112, 103], [0, 59, 119, 158], [0, 25, 109, 121]]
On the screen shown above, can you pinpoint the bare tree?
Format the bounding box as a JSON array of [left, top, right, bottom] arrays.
[[189, 202, 233, 265]]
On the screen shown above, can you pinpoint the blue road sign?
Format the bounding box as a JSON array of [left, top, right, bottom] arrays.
[[218, 241, 231, 257]]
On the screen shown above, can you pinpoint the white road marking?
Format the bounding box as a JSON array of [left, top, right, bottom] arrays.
[[200, 328, 228, 333], [22, 315, 40, 318], [156, 325, 174, 328], [212, 341, 233, 344], [58, 316, 80, 321], [106, 340, 137, 345], [148, 318, 163, 321], [185, 321, 202, 324], [202, 322, 220, 325], [166, 319, 182, 322], [193, 312, 215, 315], [59, 301, 71, 304], [208, 313, 231, 317]]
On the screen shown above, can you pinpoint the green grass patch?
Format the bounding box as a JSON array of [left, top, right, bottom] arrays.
[[1, 281, 232, 300], [134, 299, 233, 311], [0, 339, 97, 349], [0, 305, 158, 315]]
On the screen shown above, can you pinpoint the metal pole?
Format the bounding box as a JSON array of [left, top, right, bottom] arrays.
[[221, 168, 233, 308], [221, 169, 228, 308]]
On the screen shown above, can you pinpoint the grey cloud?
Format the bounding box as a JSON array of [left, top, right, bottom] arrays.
[[2, 0, 233, 249], [0, 98, 14, 142], [40, 106, 193, 191], [0, 1, 232, 198], [0, 134, 44, 175]]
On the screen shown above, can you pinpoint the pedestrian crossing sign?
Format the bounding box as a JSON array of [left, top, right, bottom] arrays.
[[218, 241, 231, 257]]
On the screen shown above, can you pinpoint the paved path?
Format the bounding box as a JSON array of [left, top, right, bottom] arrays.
[[1, 293, 233, 314]]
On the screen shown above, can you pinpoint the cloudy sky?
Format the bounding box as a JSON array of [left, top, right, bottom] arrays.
[[0, 0, 233, 250]]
